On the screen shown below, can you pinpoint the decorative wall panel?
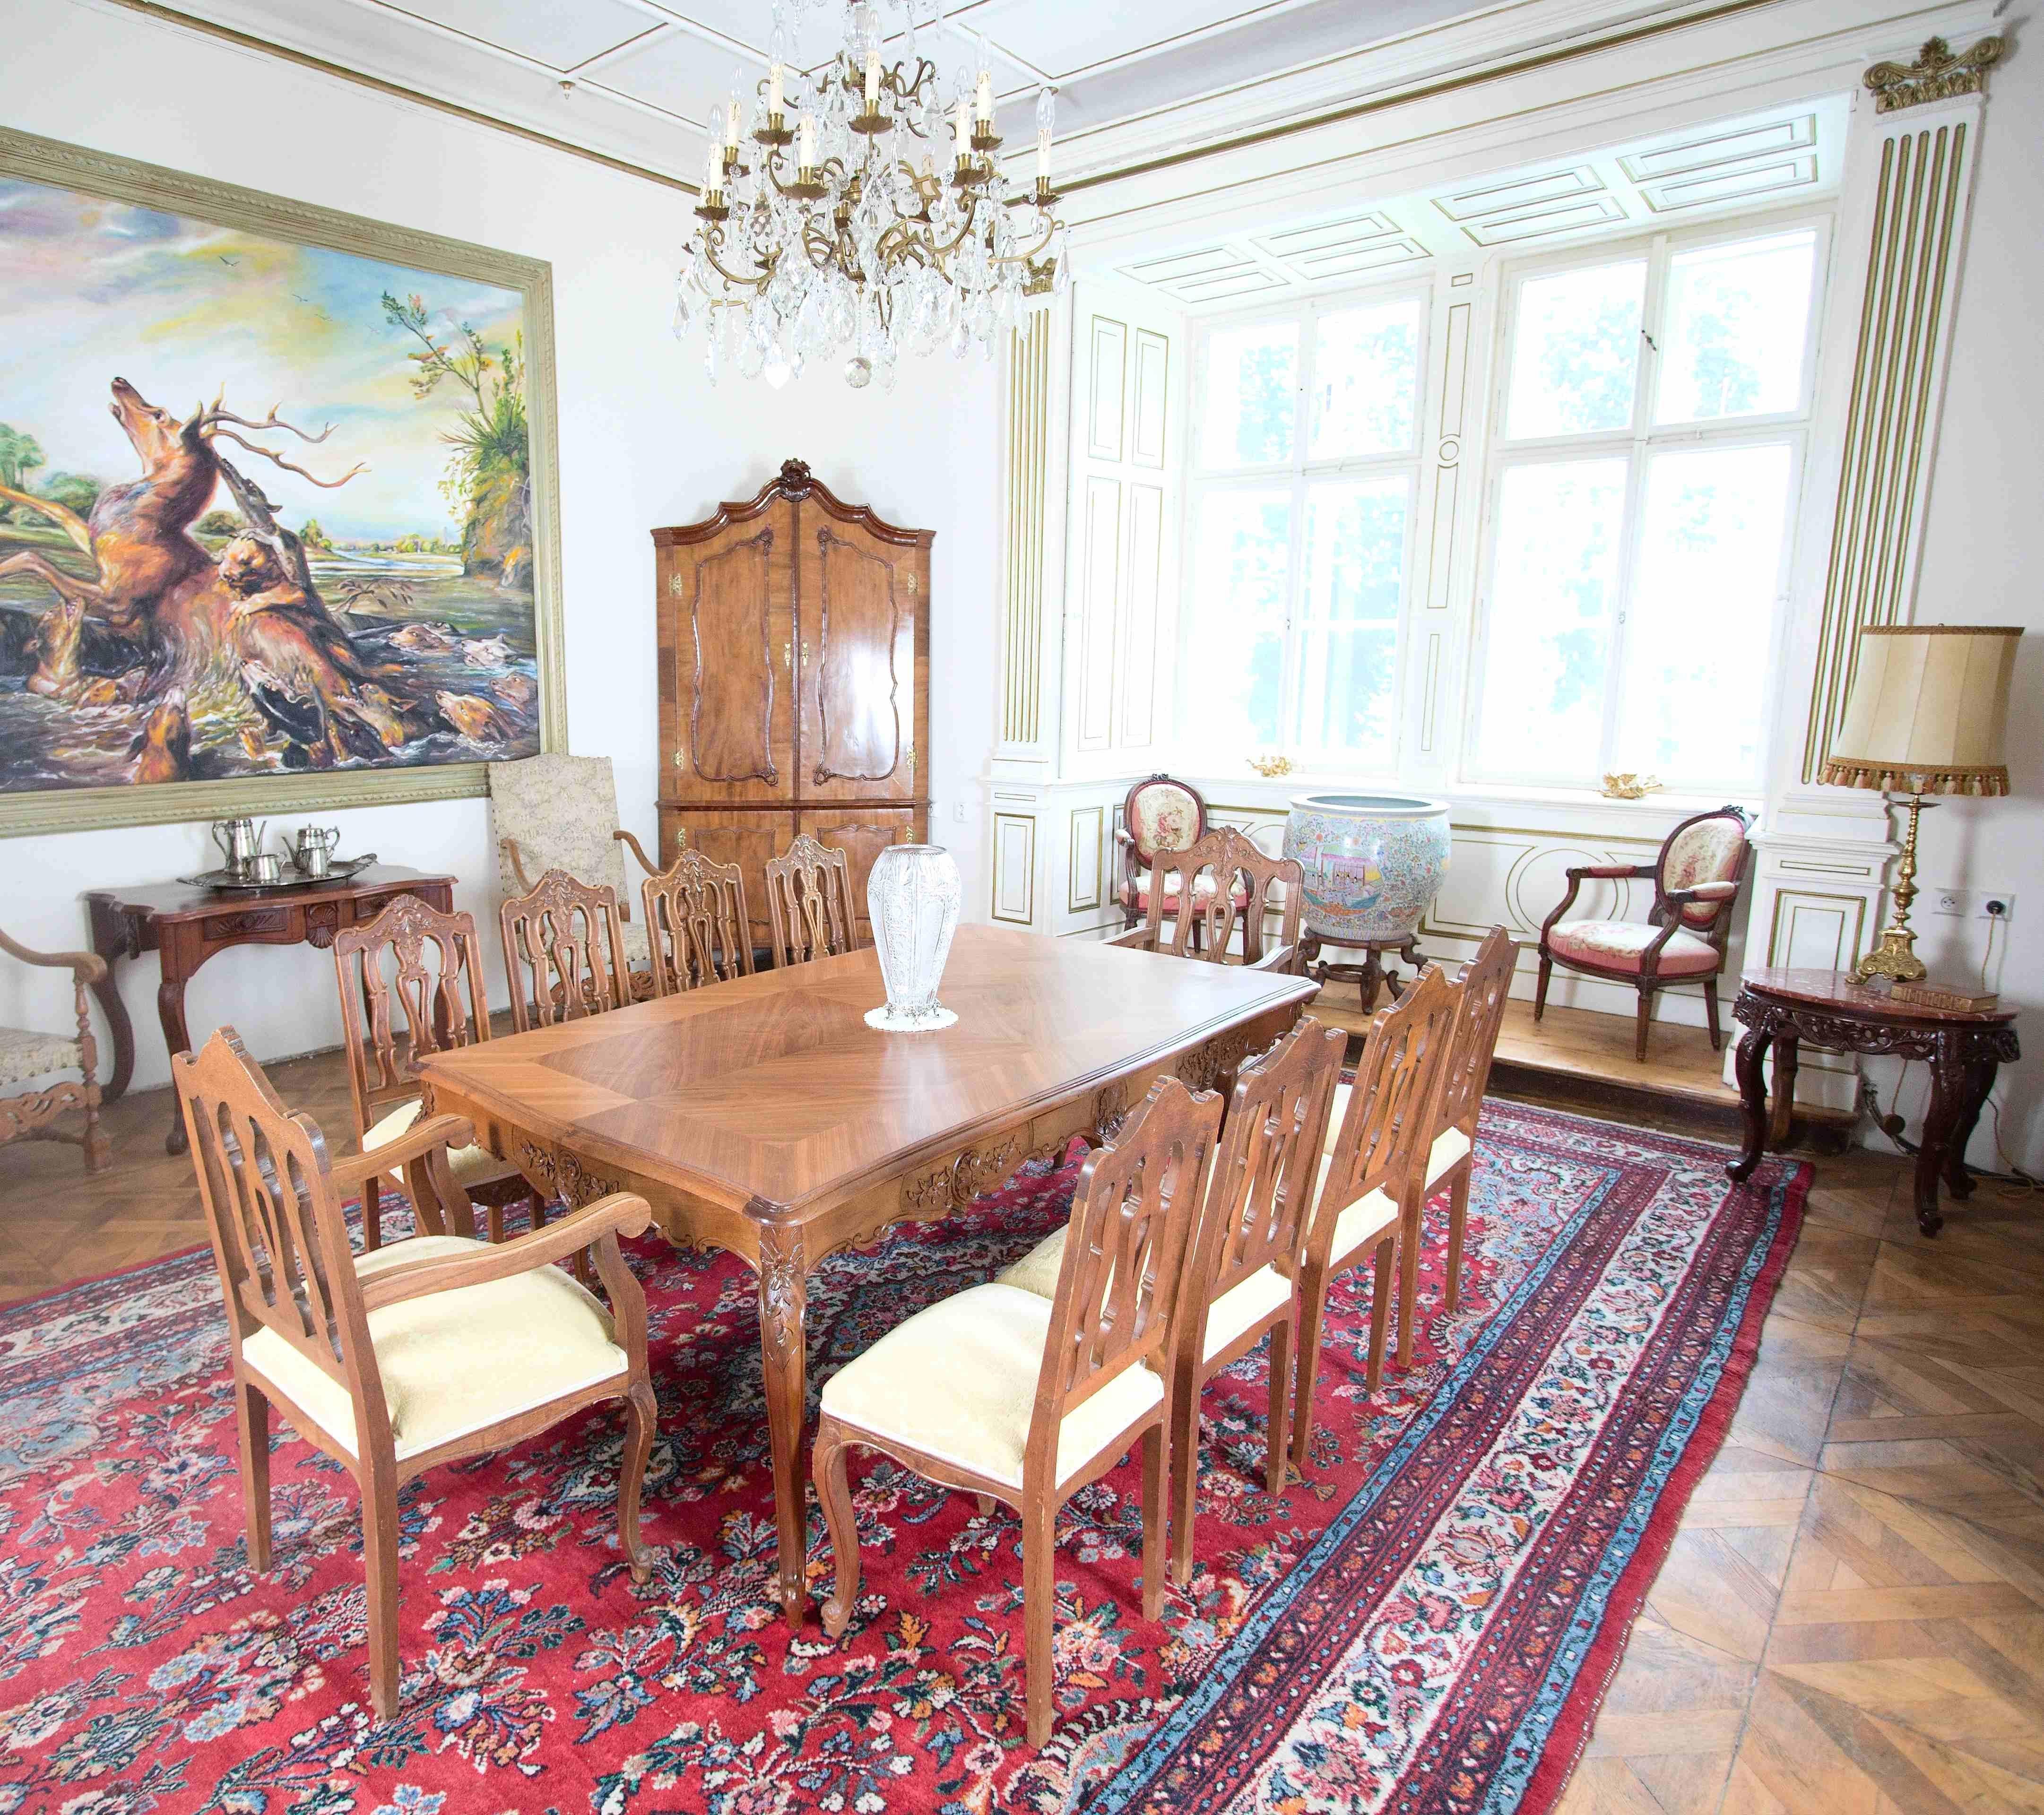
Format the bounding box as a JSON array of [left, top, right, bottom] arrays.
[[1001, 310, 1051, 749]]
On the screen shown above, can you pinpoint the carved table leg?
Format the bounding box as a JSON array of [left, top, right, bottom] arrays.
[[1766, 1035, 1800, 1150], [86, 896, 136, 1103], [156, 937, 196, 1157], [1913, 1044, 1972, 1238], [1727, 1024, 1774, 1183], [1943, 1056, 1998, 1202], [757, 1224, 810, 1622]]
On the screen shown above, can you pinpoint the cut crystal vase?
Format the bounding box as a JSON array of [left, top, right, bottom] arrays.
[[864, 844, 961, 1032]]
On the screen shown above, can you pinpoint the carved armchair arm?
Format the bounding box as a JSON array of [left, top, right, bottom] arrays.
[[0, 925, 107, 985], [330, 1111, 478, 1190], [498, 835, 536, 895], [1542, 863, 1654, 942], [1246, 943, 1302, 975], [1109, 925, 1160, 952], [612, 828, 660, 879], [359, 1192, 653, 1312], [1667, 880, 1740, 904]]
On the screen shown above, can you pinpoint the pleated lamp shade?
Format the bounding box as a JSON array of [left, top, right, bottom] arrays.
[[1821, 625, 2021, 796]]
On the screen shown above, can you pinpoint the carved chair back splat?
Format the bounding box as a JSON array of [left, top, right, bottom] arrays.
[[1117, 826, 1304, 970], [643, 849, 756, 995], [1170, 1017, 1344, 1580], [764, 834, 857, 968], [500, 868, 633, 1033]]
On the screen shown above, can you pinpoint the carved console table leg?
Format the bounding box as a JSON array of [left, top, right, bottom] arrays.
[[156, 931, 199, 1157], [1942, 1055, 1999, 1204], [757, 1223, 810, 1623], [84, 893, 138, 1103], [1728, 1024, 1774, 1183]]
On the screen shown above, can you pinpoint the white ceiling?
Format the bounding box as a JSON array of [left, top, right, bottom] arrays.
[[165, 0, 1565, 182]]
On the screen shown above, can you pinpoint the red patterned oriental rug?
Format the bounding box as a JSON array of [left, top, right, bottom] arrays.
[[0, 1101, 1807, 1815]]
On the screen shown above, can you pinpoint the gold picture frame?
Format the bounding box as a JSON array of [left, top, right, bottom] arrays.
[[0, 126, 567, 838]]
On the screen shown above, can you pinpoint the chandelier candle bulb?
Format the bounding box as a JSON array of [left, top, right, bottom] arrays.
[[799, 113, 816, 172], [726, 83, 742, 146], [865, 50, 879, 110], [768, 59, 782, 116], [953, 98, 970, 164]]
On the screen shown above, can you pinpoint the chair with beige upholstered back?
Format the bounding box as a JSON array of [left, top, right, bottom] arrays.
[[1111, 827, 1303, 971], [173, 1026, 658, 1720], [1117, 773, 1213, 931], [1293, 965, 1458, 1466], [642, 848, 755, 995], [332, 894, 540, 1244], [763, 834, 857, 968], [499, 868, 634, 1033], [1536, 805, 1752, 1060], [813, 1073, 1222, 1745]]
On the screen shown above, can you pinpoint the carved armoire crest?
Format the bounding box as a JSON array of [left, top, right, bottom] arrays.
[[652, 459, 932, 948]]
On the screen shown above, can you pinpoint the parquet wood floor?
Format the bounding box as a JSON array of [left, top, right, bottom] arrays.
[[3, 1050, 2038, 1812]]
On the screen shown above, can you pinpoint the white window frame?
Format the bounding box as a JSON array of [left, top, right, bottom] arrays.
[[1462, 209, 1833, 795], [1179, 277, 1434, 774]]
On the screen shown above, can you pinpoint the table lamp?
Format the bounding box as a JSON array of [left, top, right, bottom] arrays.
[[1821, 623, 2021, 984]]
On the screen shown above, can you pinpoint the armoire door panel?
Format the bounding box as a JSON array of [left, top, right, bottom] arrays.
[[796, 806, 924, 943], [801, 527, 908, 793], [659, 806, 795, 949]]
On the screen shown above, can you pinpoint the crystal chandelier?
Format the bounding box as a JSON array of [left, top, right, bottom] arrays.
[[673, 1, 1069, 389]]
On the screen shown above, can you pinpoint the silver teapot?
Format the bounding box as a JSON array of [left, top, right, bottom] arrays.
[[211, 817, 268, 878], [290, 824, 342, 878]]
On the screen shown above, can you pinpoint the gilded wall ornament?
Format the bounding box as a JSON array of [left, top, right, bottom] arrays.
[[1864, 35, 2004, 112]]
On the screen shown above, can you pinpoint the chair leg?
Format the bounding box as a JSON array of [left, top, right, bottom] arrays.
[[362, 1481, 402, 1721], [1366, 1237, 1394, 1395], [975, 1494, 996, 1518], [813, 1419, 860, 1641], [1023, 1497, 1057, 1747], [619, 1381, 657, 1583], [1445, 1168, 1471, 1314], [1635, 986, 1653, 1063], [1290, 1258, 1330, 1475], [1395, 1201, 1420, 1371], [236, 1381, 272, 1572], [1265, 1317, 1294, 1495], [1703, 977, 1724, 1052], [1534, 952, 1553, 1023], [1140, 1424, 1168, 1620], [1169, 1379, 1201, 1588], [82, 1091, 110, 1175]]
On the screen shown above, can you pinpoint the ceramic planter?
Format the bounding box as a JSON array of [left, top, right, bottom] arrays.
[[864, 844, 961, 1031], [1282, 793, 1452, 942]]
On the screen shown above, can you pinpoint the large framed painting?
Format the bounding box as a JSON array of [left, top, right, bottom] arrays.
[[0, 128, 565, 837]]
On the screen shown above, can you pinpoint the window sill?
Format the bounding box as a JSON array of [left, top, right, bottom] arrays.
[[1171, 766, 1758, 821]]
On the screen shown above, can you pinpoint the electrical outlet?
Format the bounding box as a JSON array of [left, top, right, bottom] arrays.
[[1981, 892, 2015, 921], [1933, 889, 1971, 917], [952, 800, 967, 822]]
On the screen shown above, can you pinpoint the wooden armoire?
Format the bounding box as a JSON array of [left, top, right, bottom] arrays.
[[652, 459, 932, 948]]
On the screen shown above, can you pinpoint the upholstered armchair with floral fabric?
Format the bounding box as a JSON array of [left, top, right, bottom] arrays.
[[0, 924, 110, 1174], [1117, 773, 1247, 930], [1535, 805, 1753, 1062], [487, 753, 660, 1000]]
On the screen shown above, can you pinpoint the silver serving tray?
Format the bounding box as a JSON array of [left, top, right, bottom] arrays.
[[179, 855, 379, 893]]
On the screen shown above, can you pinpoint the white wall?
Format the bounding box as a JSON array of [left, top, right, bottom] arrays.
[[1869, 44, 2044, 1175], [0, 0, 1000, 1094]]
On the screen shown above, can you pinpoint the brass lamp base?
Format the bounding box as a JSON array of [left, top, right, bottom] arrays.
[[1853, 926, 1929, 985]]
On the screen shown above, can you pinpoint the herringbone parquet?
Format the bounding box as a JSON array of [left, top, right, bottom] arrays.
[[3, 1057, 2038, 1812]]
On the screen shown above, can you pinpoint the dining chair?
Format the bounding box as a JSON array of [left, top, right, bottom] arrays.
[[499, 867, 634, 1033], [1116, 772, 1212, 931], [173, 1025, 658, 1720], [0, 922, 110, 1175], [642, 848, 755, 996], [1166, 1016, 1344, 1584], [488, 752, 661, 999], [333, 895, 542, 1245], [1111, 826, 1303, 971], [1535, 804, 1752, 1060], [813, 1073, 1221, 1745], [1292, 965, 1458, 1467], [763, 833, 857, 968]]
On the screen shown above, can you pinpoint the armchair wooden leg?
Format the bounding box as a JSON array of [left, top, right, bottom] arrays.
[[1290, 1258, 1331, 1475], [82, 1089, 110, 1175], [1445, 1169, 1471, 1314], [1265, 1317, 1294, 1495], [1634, 987, 1653, 1063], [620, 1381, 657, 1583], [1169, 1377, 1201, 1588], [237, 1380, 272, 1572], [813, 1418, 860, 1641], [1534, 953, 1553, 1023], [362, 1481, 402, 1720], [1023, 1498, 1057, 1746], [1140, 1423, 1168, 1620], [1703, 977, 1724, 1052]]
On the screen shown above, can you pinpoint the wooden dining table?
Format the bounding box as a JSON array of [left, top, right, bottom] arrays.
[[417, 922, 1317, 1619]]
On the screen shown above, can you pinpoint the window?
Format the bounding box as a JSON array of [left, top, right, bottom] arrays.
[[1186, 290, 1426, 768], [1468, 223, 1823, 793]]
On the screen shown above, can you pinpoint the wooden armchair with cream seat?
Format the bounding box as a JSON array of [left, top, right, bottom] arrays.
[[0, 923, 110, 1175], [763, 834, 857, 968], [813, 1074, 1222, 1745], [1535, 805, 1753, 1061], [500, 868, 635, 1033], [1112, 827, 1305, 973], [173, 1026, 658, 1720], [487, 752, 660, 1000], [332, 894, 542, 1245], [1291, 965, 1459, 1467], [1323, 926, 1518, 1364], [642, 848, 756, 995]]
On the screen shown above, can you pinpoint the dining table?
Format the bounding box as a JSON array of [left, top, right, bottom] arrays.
[[417, 922, 1318, 1620]]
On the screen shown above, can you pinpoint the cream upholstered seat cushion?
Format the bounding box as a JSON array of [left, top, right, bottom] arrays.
[[820, 1282, 1163, 1490], [363, 1099, 520, 1186], [0, 1028, 83, 1089], [1202, 1262, 1294, 1360], [1327, 1085, 1474, 1193], [1313, 1149, 1399, 1265], [996, 1227, 1069, 1299], [1547, 920, 1720, 976], [241, 1234, 628, 1462]]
